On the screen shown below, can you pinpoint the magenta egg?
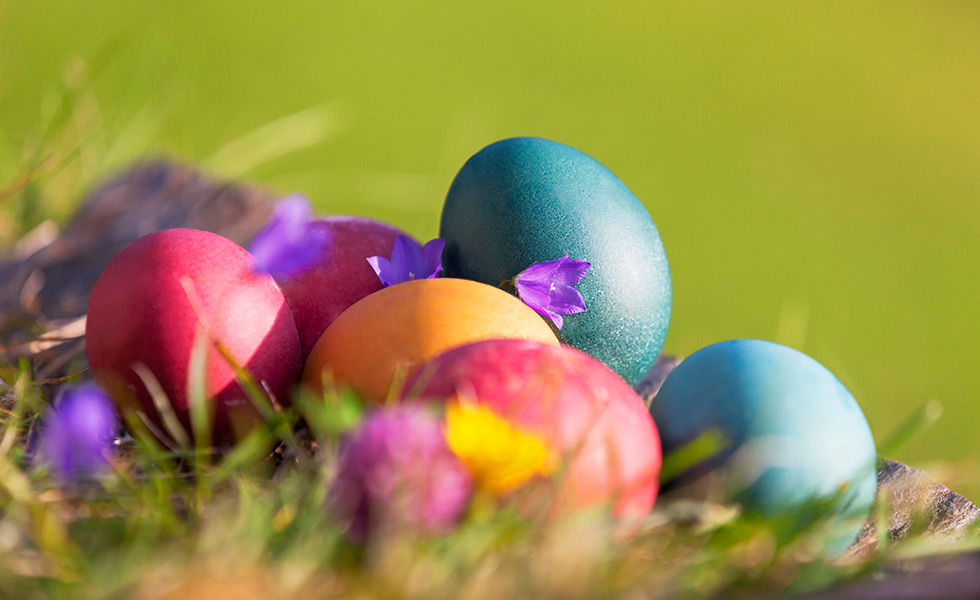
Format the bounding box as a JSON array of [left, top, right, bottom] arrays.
[[276, 216, 411, 357]]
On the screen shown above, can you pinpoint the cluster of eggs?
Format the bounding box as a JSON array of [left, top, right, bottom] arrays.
[[85, 137, 876, 554]]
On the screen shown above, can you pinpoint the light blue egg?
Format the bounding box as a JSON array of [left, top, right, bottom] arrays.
[[650, 339, 877, 556]]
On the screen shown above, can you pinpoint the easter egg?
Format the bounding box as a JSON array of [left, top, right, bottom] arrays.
[[402, 339, 662, 517], [302, 278, 559, 403], [86, 228, 302, 446], [440, 137, 671, 386], [649, 339, 877, 556], [276, 216, 410, 357]]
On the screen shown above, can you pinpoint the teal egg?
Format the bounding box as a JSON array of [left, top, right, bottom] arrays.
[[650, 339, 877, 556], [440, 137, 672, 385]]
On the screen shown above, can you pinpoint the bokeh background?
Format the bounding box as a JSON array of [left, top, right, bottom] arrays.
[[1, 2, 978, 495]]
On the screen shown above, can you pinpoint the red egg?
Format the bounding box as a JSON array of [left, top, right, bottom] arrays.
[[277, 216, 410, 357], [401, 339, 662, 517], [86, 228, 302, 446]]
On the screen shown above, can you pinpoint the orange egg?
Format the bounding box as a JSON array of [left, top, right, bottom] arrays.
[[302, 278, 559, 402]]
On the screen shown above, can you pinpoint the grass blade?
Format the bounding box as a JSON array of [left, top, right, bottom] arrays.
[[187, 326, 213, 460], [212, 340, 301, 456], [659, 430, 726, 485], [877, 399, 943, 458], [203, 102, 348, 179], [133, 363, 191, 452]]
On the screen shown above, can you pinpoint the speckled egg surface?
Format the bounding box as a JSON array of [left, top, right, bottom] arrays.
[[440, 137, 671, 386]]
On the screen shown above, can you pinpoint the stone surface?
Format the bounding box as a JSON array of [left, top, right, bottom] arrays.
[[845, 458, 980, 558], [634, 353, 682, 409]]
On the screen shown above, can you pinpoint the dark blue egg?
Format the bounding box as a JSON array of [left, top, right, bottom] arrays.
[[650, 339, 877, 556], [440, 137, 671, 385]]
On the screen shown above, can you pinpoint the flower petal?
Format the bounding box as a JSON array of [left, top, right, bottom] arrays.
[[542, 310, 564, 329], [444, 402, 556, 495], [387, 235, 421, 280], [514, 278, 552, 313], [367, 255, 397, 287], [37, 383, 118, 484], [547, 284, 587, 315], [516, 256, 563, 285], [329, 406, 473, 541], [368, 235, 444, 287], [552, 257, 591, 286], [421, 238, 445, 279], [248, 194, 331, 280], [513, 254, 590, 329]]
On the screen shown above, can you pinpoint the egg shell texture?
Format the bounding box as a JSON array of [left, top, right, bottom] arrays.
[[403, 339, 662, 517], [650, 339, 877, 556], [86, 228, 302, 445], [277, 216, 409, 357], [440, 137, 672, 386]]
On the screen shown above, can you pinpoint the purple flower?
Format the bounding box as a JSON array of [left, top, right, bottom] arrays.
[[514, 254, 590, 329], [37, 383, 118, 483], [248, 194, 331, 280], [366, 235, 444, 287], [328, 405, 473, 542]]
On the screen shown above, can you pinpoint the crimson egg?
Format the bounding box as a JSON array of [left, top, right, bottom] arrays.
[[86, 228, 302, 446]]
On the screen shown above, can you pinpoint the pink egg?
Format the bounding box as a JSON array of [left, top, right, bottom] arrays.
[[401, 339, 662, 517], [86, 228, 302, 446], [277, 216, 410, 357]]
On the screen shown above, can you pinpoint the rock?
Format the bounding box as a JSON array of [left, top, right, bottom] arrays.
[[845, 459, 980, 559], [634, 353, 683, 409]]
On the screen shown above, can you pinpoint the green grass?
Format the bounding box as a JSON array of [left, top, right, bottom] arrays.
[[4, 329, 978, 600], [0, 359, 957, 600]]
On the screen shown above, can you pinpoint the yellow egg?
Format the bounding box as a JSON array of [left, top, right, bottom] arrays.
[[302, 278, 559, 402]]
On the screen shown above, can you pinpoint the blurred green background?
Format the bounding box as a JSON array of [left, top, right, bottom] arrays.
[[1, 2, 978, 494]]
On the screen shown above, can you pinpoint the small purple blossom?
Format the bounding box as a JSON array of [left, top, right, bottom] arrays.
[[37, 383, 118, 483], [366, 235, 444, 287], [328, 405, 473, 542], [248, 194, 331, 280], [514, 254, 590, 329]]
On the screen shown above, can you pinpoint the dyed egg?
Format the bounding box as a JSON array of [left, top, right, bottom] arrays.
[[276, 216, 409, 357], [86, 228, 302, 446], [650, 339, 877, 556], [440, 137, 671, 386], [302, 278, 559, 402], [402, 339, 662, 517]]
